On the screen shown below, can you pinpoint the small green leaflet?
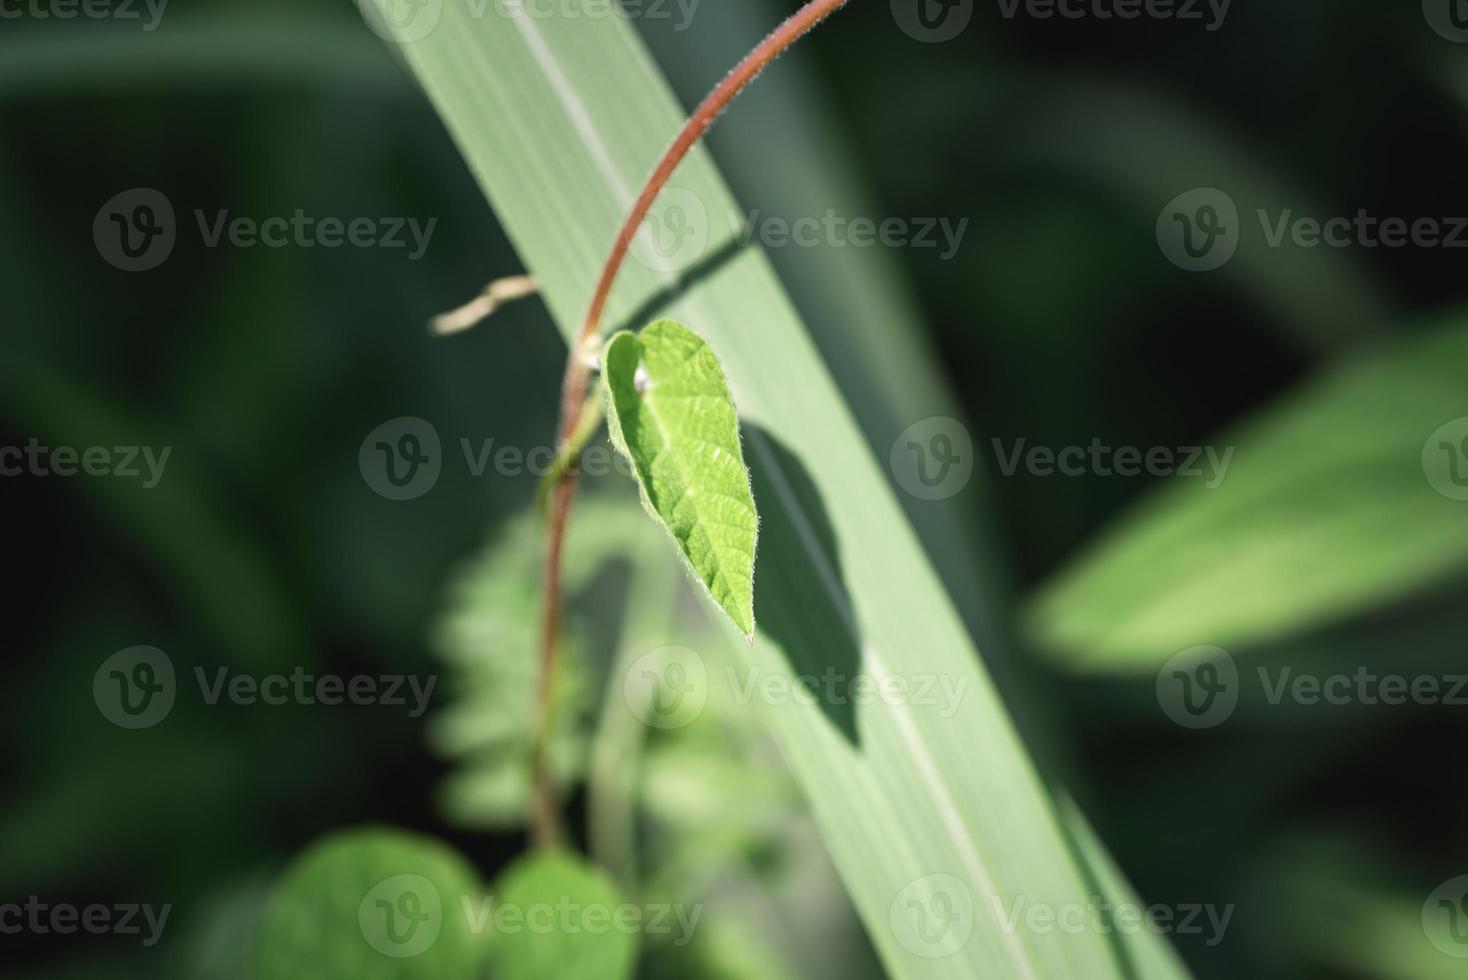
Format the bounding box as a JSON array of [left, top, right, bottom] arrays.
[[601, 319, 759, 641]]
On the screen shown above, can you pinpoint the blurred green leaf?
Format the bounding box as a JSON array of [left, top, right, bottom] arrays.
[[486, 850, 637, 980], [1029, 319, 1468, 671], [1263, 838, 1468, 980], [254, 827, 484, 980], [603, 320, 759, 640]]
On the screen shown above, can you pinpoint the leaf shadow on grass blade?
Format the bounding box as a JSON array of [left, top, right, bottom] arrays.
[[745, 425, 861, 744], [607, 238, 745, 336]]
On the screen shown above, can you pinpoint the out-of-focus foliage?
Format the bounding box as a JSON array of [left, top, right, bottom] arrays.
[[432, 490, 875, 980], [484, 850, 638, 980], [1028, 317, 1468, 670], [253, 828, 485, 980], [427, 501, 609, 830]]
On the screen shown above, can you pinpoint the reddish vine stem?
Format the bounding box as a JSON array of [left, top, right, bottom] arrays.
[[530, 0, 852, 849]]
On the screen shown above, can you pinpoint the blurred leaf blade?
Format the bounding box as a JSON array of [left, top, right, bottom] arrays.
[[1028, 318, 1468, 671]]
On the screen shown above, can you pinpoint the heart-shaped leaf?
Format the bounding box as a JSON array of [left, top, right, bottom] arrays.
[[601, 319, 758, 640]]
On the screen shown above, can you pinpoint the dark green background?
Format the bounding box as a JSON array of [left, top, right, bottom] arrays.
[[4, 1, 1466, 977]]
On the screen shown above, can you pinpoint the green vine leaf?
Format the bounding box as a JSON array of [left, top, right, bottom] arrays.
[[601, 319, 759, 641]]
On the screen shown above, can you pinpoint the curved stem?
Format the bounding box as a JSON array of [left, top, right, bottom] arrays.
[[530, 0, 852, 849]]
